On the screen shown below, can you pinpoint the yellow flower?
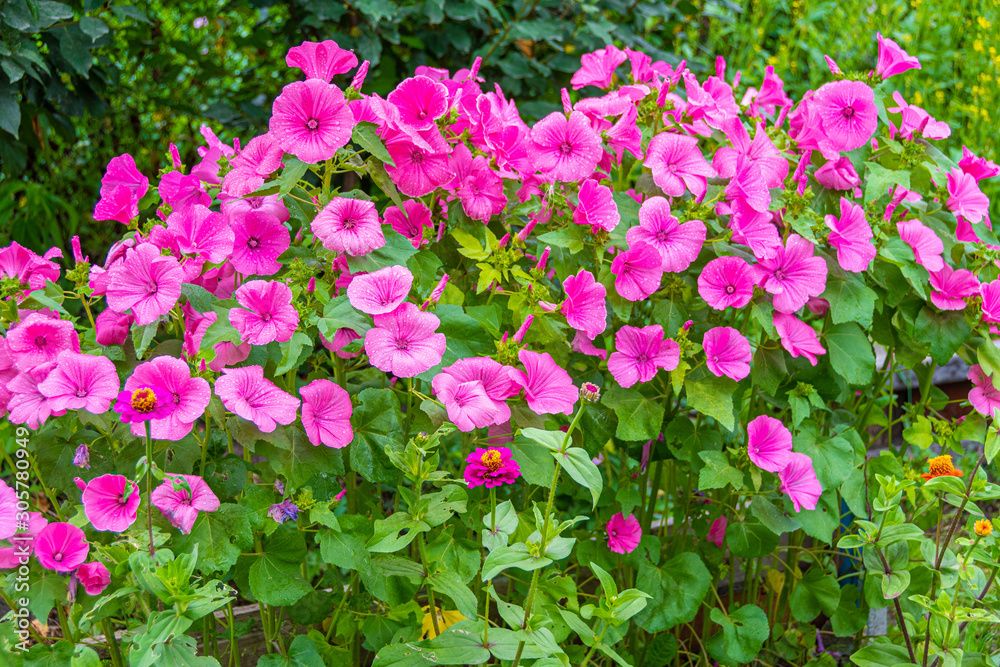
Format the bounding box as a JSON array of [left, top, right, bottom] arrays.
[[420, 606, 465, 639], [922, 454, 963, 481], [974, 519, 992, 537]]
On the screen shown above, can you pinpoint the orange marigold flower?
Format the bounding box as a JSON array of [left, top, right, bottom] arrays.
[[974, 519, 993, 537], [921, 454, 964, 481]]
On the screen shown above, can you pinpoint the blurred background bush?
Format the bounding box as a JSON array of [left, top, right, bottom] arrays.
[[2, 0, 997, 260]]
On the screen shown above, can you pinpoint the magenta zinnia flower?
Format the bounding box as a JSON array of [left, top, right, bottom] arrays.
[[606, 513, 641, 554], [270, 80, 354, 163], [812, 80, 878, 154], [897, 219, 944, 272], [38, 351, 118, 415], [300, 379, 354, 448], [93, 154, 149, 224], [114, 384, 177, 423], [825, 198, 875, 273], [626, 197, 706, 272], [313, 197, 385, 256], [106, 243, 183, 325], [698, 256, 754, 310], [779, 453, 822, 512], [574, 179, 620, 234], [435, 357, 519, 426], [753, 234, 827, 314], [645, 132, 717, 200], [216, 365, 300, 433], [6, 312, 80, 370], [968, 365, 1000, 418], [608, 325, 680, 388], [703, 327, 751, 381], [876, 33, 921, 79], [230, 280, 300, 345], [946, 168, 990, 224], [530, 111, 602, 183], [509, 349, 579, 415], [231, 211, 291, 276], [432, 376, 498, 432], [463, 446, 521, 488], [746, 415, 793, 473], [79, 475, 140, 533], [929, 266, 979, 311], [347, 265, 413, 315], [75, 561, 111, 596], [560, 269, 607, 340], [384, 200, 433, 249], [286, 40, 358, 82], [773, 313, 826, 366], [611, 242, 663, 301], [34, 523, 89, 572], [151, 474, 221, 534], [365, 302, 446, 377], [123, 356, 211, 440]]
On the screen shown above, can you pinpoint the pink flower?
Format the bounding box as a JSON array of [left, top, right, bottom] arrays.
[[607, 325, 680, 388], [432, 376, 498, 431], [231, 211, 291, 276], [712, 119, 787, 189], [286, 40, 358, 81], [93, 154, 149, 224], [75, 562, 111, 596], [123, 356, 211, 440], [825, 198, 876, 273], [626, 197, 706, 272], [574, 179, 620, 233], [384, 200, 433, 248], [38, 351, 118, 415], [5, 362, 63, 429], [270, 80, 354, 163], [300, 379, 353, 448], [95, 309, 134, 346], [166, 204, 234, 263], [746, 415, 793, 473], [571, 45, 627, 89], [698, 256, 754, 310], [0, 512, 47, 569], [158, 171, 211, 212], [209, 341, 251, 372], [450, 145, 507, 221], [0, 480, 18, 540], [606, 513, 641, 554], [6, 312, 80, 370], [34, 523, 89, 572], [365, 302, 446, 377], [779, 453, 822, 512], [605, 105, 643, 163], [968, 365, 1000, 418], [645, 132, 716, 200], [436, 357, 519, 426], [929, 266, 979, 310], [561, 270, 607, 340], [611, 242, 663, 301], [113, 385, 177, 423], [313, 198, 385, 256], [959, 146, 1000, 182], [773, 313, 826, 366], [876, 33, 921, 79], [79, 475, 140, 533], [707, 516, 727, 547], [151, 474, 221, 534], [509, 349, 579, 415], [222, 134, 285, 197], [812, 80, 878, 153], [223, 194, 290, 225], [754, 234, 828, 314], [320, 328, 361, 360], [230, 280, 299, 345], [530, 111, 602, 183], [703, 327, 751, 381], [814, 157, 861, 191], [897, 219, 944, 272], [388, 76, 449, 130], [0, 242, 61, 295], [106, 243, 183, 325], [347, 265, 413, 315], [463, 446, 521, 488], [216, 365, 300, 433], [947, 168, 990, 224], [385, 138, 455, 197]]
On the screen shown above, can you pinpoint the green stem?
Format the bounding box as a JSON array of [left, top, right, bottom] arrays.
[[144, 420, 154, 557], [102, 618, 125, 667], [56, 602, 76, 643], [199, 409, 212, 476], [490, 488, 497, 533], [417, 534, 441, 637]]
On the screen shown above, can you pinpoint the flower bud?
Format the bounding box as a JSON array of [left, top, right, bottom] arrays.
[[513, 315, 533, 344], [974, 518, 993, 537], [581, 382, 601, 403], [73, 444, 90, 469]]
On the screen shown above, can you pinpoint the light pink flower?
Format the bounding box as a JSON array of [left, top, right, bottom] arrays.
[[876, 33, 921, 79], [753, 234, 828, 314], [5, 362, 63, 429], [815, 157, 861, 191], [779, 453, 822, 512], [645, 132, 716, 200], [509, 349, 579, 415], [571, 45, 627, 89], [450, 144, 507, 221], [300, 379, 353, 448], [106, 243, 183, 325], [929, 266, 979, 310], [75, 562, 111, 595], [209, 341, 252, 372], [729, 201, 782, 259], [166, 204, 234, 263], [698, 256, 754, 310], [707, 516, 727, 547], [6, 312, 80, 370], [216, 365, 300, 433], [384, 200, 433, 248], [0, 512, 47, 569], [0, 480, 18, 540], [813, 80, 878, 154], [319, 328, 361, 360], [286, 40, 358, 81], [223, 194, 290, 225], [385, 138, 454, 197], [606, 513, 641, 554], [626, 197, 705, 272], [712, 119, 787, 189], [313, 197, 385, 256], [231, 211, 290, 276], [80, 475, 140, 533], [773, 313, 826, 366], [969, 365, 1000, 418], [897, 219, 944, 272], [158, 171, 211, 212], [388, 76, 449, 130], [230, 280, 299, 345], [887, 92, 951, 141], [982, 280, 1000, 323], [93, 154, 149, 224], [222, 134, 285, 197], [436, 357, 519, 426], [0, 242, 61, 296], [826, 198, 876, 273], [270, 80, 354, 163], [123, 356, 211, 440], [703, 327, 751, 381], [347, 265, 413, 315], [611, 242, 663, 301], [365, 302, 446, 377], [432, 376, 498, 431], [151, 474, 220, 534], [95, 308, 134, 346], [605, 105, 643, 163], [530, 111, 602, 183], [561, 269, 607, 340], [574, 179, 620, 233], [947, 168, 990, 224], [608, 325, 680, 388], [38, 351, 118, 415]]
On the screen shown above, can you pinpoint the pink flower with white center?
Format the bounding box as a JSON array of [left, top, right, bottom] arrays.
[[947, 168, 990, 224], [158, 171, 211, 212], [230, 280, 300, 345], [712, 119, 787, 189], [231, 211, 291, 276], [75, 562, 111, 596], [825, 197, 875, 273], [79, 475, 140, 533], [312, 197, 386, 256], [611, 242, 663, 301], [508, 349, 579, 415], [347, 265, 413, 315], [571, 45, 627, 89], [779, 453, 822, 512], [876, 33, 921, 79], [432, 376, 498, 432], [270, 80, 354, 163], [216, 366, 300, 433], [0, 242, 61, 295], [627, 197, 706, 272], [385, 138, 455, 197], [969, 365, 1000, 418], [450, 144, 507, 222], [698, 256, 754, 310], [5, 362, 63, 429], [728, 201, 782, 259], [221, 134, 285, 197], [123, 356, 210, 441], [38, 351, 118, 415], [300, 379, 353, 448], [6, 312, 80, 370], [388, 76, 449, 130], [703, 327, 751, 381], [573, 179, 620, 233], [560, 269, 607, 340], [982, 280, 1000, 323], [384, 200, 433, 249], [928, 266, 979, 311], [151, 474, 221, 534], [105, 243, 183, 325], [897, 219, 944, 272], [223, 194, 290, 225], [166, 204, 234, 263], [814, 157, 861, 191], [606, 513, 641, 554], [34, 523, 89, 572], [753, 234, 828, 314], [746, 414, 793, 472], [530, 111, 603, 183], [435, 357, 519, 426], [93, 154, 149, 224], [773, 312, 826, 366], [607, 325, 680, 388], [812, 80, 878, 154], [645, 132, 717, 201], [286, 40, 358, 81], [365, 302, 446, 377]]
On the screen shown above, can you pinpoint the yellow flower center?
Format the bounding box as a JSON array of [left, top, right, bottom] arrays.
[[974, 519, 993, 537], [928, 455, 956, 476], [130, 387, 158, 413], [481, 449, 502, 473]]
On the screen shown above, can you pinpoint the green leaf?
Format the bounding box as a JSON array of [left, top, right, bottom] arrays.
[[346, 229, 419, 274], [280, 157, 308, 195], [352, 121, 394, 166], [685, 374, 737, 430], [172, 504, 252, 574], [367, 512, 430, 553], [350, 388, 403, 483], [865, 163, 910, 203], [725, 519, 779, 558], [257, 635, 326, 667], [481, 543, 551, 581], [366, 157, 405, 209], [520, 427, 565, 452], [825, 273, 877, 329], [914, 307, 972, 366], [0, 83, 21, 137], [276, 332, 313, 375], [259, 428, 345, 488], [537, 225, 588, 253], [752, 345, 786, 396], [633, 553, 710, 632], [849, 643, 918, 667], [825, 322, 875, 385], [132, 319, 160, 359], [788, 568, 841, 622], [555, 447, 603, 508], [831, 584, 868, 637], [881, 569, 911, 599], [749, 496, 800, 535], [247, 527, 312, 606], [793, 432, 854, 489], [79, 16, 108, 41], [707, 604, 769, 665], [601, 385, 665, 441], [977, 337, 1000, 379], [429, 571, 479, 619], [319, 294, 372, 337], [697, 451, 743, 491]]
